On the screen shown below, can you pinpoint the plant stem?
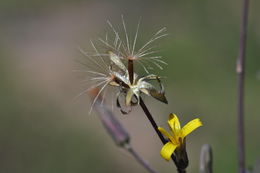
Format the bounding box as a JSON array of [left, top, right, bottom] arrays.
[[128, 59, 134, 84], [236, 0, 250, 173], [139, 98, 167, 144], [125, 144, 160, 173], [139, 98, 185, 172]]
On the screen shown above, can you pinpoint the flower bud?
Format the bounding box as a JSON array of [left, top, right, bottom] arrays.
[[90, 88, 130, 146]]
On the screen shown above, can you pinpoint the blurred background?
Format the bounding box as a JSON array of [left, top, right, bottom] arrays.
[[0, 0, 259, 172]]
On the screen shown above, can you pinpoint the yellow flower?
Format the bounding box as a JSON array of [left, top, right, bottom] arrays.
[[158, 113, 202, 161]]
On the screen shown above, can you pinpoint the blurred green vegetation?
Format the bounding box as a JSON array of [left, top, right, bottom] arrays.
[[0, 0, 259, 173]]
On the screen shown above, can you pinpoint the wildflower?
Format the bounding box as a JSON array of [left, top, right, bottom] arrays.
[[158, 113, 202, 161]]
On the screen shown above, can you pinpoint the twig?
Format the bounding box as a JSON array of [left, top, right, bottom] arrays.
[[236, 0, 250, 173]]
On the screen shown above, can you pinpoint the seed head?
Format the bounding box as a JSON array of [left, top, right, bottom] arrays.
[[76, 17, 168, 114]]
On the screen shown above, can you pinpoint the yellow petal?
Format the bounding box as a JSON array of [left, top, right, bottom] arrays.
[[158, 127, 178, 144], [158, 127, 172, 139], [181, 118, 202, 138], [160, 142, 178, 161], [168, 113, 181, 132]]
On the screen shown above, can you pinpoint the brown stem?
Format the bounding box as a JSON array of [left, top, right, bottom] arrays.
[[236, 0, 250, 173], [128, 59, 134, 84]]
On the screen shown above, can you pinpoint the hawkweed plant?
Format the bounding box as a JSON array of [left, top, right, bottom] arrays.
[[76, 0, 253, 170], [78, 17, 204, 173]]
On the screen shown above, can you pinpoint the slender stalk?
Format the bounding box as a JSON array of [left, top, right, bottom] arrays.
[[139, 98, 184, 172], [236, 0, 250, 173], [139, 98, 167, 144], [125, 144, 160, 173], [128, 59, 134, 84]]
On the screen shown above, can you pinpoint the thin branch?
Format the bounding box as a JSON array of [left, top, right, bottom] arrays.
[[236, 0, 250, 173]]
